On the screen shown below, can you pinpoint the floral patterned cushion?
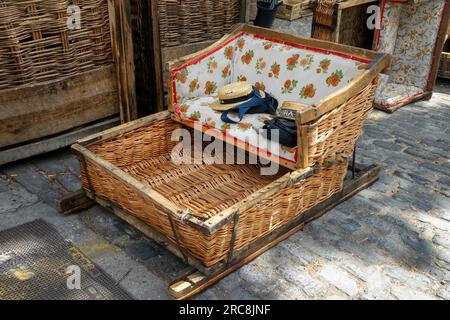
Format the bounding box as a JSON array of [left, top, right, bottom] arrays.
[[375, 0, 446, 108], [375, 75, 424, 107], [231, 34, 368, 106], [171, 32, 371, 165], [172, 33, 368, 107]]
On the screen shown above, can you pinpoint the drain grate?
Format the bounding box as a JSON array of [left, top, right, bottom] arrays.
[[0, 219, 133, 300]]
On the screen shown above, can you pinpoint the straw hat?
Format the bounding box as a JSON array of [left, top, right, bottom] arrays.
[[211, 81, 266, 111]]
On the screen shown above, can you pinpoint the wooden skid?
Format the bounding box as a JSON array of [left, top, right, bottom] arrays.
[[57, 190, 95, 215], [0, 117, 120, 166], [57, 163, 380, 299]]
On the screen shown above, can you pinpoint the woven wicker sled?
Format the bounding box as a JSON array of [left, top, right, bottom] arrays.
[[62, 25, 390, 299]]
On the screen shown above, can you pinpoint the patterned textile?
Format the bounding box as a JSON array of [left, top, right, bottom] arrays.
[[375, 0, 446, 108], [172, 32, 370, 164], [173, 33, 367, 106]]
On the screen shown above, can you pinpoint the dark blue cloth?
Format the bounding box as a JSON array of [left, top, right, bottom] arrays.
[[220, 86, 278, 124]]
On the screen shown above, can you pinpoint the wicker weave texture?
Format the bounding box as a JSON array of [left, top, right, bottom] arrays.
[[80, 118, 348, 267], [157, 0, 241, 48], [0, 0, 113, 91], [301, 79, 378, 166]]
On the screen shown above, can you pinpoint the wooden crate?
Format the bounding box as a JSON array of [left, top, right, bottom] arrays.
[[277, 0, 313, 21], [311, 0, 379, 50], [0, 0, 136, 166]]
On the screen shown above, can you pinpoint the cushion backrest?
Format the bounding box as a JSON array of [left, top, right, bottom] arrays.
[[172, 33, 368, 105], [173, 37, 237, 100], [231, 34, 368, 105]]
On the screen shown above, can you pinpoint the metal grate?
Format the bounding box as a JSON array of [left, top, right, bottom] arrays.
[[0, 219, 133, 300]]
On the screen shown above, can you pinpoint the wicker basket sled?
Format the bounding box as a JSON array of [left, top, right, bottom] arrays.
[[64, 25, 390, 299]]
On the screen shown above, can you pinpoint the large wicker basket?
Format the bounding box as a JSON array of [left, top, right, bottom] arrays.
[[74, 25, 389, 270], [74, 115, 348, 268]]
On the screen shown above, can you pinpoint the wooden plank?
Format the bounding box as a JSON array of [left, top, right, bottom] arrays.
[[297, 124, 310, 168], [130, 0, 165, 115], [162, 41, 216, 66], [0, 117, 120, 166], [0, 66, 119, 148], [149, 0, 165, 112], [77, 111, 171, 146], [240, 24, 380, 61], [240, 0, 250, 23], [109, 0, 138, 123], [169, 271, 206, 299], [57, 190, 95, 215]]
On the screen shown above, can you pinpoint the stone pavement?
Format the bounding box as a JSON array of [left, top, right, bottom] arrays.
[[1, 19, 450, 300], [1, 92, 449, 300]]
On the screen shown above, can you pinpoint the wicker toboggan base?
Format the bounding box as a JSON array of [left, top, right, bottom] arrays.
[[58, 162, 381, 299], [77, 118, 349, 267]]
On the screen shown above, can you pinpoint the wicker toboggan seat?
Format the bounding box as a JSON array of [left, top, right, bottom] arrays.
[[75, 25, 390, 268]]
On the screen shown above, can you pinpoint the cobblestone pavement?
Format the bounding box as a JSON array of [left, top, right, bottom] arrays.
[[0, 19, 449, 300]]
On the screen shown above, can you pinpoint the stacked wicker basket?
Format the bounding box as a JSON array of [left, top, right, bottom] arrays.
[[157, 0, 241, 48], [0, 0, 113, 91]]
